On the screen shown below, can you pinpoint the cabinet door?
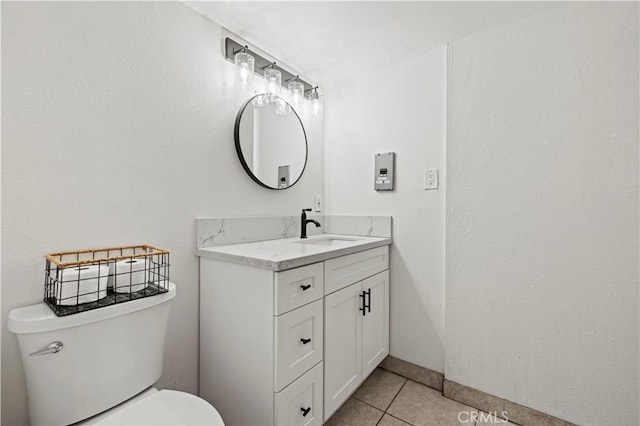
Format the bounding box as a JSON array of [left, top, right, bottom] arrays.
[[362, 270, 389, 378], [324, 282, 363, 420]]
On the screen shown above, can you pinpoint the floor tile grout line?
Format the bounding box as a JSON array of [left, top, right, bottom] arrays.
[[384, 412, 415, 426], [381, 378, 411, 424], [373, 409, 385, 426], [351, 369, 409, 414], [385, 377, 408, 411], [351, 394, 386, 413], [371, 377, 409, 426], [379, 366, 444, 394]]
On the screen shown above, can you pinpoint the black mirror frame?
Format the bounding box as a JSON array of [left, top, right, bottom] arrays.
[[234, 95, 309, 191]]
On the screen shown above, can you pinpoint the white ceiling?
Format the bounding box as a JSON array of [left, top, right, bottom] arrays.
[[184, 1, 561, 87]]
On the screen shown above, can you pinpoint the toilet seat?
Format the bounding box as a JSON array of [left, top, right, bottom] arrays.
[[92, 389, 224, 425]]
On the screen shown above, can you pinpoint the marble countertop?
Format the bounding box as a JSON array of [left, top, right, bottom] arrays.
[[196, 234, 392, 271]]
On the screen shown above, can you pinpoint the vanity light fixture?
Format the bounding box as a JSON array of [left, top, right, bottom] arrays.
[[233, 45, 254, 88], [223, 36, 320, 102], [308, 87, 322, 116], [275, 97, 292, 116], [251, 93, 268, 107], [264, 62, 281, 101], [287, 76, 305, 108]]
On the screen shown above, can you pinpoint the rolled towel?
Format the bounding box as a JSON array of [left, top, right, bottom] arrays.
[[57, 264, 109, 305], [113, 258, 148, 293]]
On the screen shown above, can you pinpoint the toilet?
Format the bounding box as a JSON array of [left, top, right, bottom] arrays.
[[8, 283, 224, 426]]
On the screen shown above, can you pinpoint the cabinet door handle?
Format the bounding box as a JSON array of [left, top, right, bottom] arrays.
[[366, 288, 371, 313], [300, 284, 311, 291], [300, 338, 312, 344], [359, 291, 366, 316], [301, 407, 311, 417]]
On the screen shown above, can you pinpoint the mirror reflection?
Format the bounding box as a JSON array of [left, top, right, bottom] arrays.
[[235, 95, 307, 190]]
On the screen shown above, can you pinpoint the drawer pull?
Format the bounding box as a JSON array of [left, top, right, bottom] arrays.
[[300, 338, 312, 344], [300, 284, 311, 291], [301, 407, 311, 417]]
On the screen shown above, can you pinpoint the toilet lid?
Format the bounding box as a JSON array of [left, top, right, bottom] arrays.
[[94, 390, 224, 425]]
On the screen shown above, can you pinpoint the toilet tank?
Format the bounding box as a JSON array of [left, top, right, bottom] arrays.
[[8, 283, 176, 426]]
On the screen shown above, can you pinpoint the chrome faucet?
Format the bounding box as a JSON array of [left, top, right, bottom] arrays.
[[300, 208, 321, 239]]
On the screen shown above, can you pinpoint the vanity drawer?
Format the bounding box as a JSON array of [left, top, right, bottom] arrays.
[[324, 246, 389, 294], [274, 262, 324, 315], [274, 362, 323, 426], [275, 299, 323, 391]]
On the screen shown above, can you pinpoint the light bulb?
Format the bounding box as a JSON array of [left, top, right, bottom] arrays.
[[252, 94, 268, 107], [275, 98, 291, 116], [309, 87, 321, 116], [287, 79, 304, 108], [239, 63, 249, 85], [264, 67, 281, 102], [234, 50, 254, 88]]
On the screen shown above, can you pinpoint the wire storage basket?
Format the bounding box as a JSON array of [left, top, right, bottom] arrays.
[[44, 245, 170, 316]]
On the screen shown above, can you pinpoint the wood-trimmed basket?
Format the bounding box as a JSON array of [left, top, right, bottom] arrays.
[[44, 244, 170, 316]]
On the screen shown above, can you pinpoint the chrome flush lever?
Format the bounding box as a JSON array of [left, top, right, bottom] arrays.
[[29, 341, 63, 357]]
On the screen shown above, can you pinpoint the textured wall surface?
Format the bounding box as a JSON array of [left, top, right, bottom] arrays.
[[446, 3, 639, 424], [1, 3, 323, 425], [325, 47, 447, 373]]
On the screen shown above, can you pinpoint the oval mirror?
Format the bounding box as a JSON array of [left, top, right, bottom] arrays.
[[234, 94, 308, 190]]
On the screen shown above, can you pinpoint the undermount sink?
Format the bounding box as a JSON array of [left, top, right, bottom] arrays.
[[293, 236, 362, 246]]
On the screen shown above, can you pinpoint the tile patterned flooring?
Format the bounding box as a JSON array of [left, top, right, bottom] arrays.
[[325, 369, 517, 426]]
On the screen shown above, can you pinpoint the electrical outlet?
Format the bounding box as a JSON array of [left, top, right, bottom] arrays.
[[314, 194, 323, 212], [424, 169, 439, 190]]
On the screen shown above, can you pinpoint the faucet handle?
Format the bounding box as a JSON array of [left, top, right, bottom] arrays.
[[302, 208, 312, 212]]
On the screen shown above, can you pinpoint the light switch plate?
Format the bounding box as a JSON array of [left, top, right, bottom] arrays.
[[424, 168, 439, 190], [314, 194, 322, 212]]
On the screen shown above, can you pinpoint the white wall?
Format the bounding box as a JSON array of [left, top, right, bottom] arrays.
[[1, 3, 323, 425], [325, 47, 447, 373], [445, 3, 638, 425]]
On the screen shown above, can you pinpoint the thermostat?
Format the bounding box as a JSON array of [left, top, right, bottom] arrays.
[[374, 152, 395, 191], [278, 165, 290, 189]]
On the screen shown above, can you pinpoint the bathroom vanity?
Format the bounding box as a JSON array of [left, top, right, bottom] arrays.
[[198, 234, 391, 425]]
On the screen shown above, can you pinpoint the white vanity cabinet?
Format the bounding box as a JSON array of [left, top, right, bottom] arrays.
[[199, 244, 389, 426]]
